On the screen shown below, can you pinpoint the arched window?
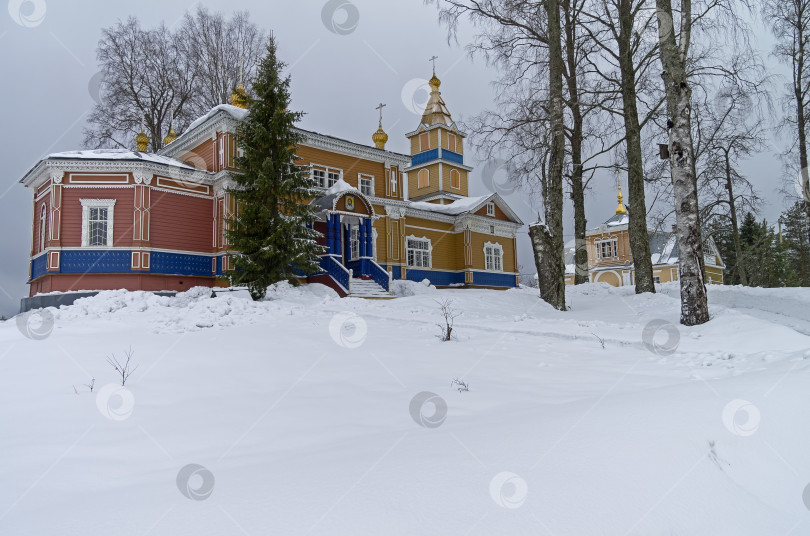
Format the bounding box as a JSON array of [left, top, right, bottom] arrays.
[[417, 169, 430, 189], [39, 204, 47, 252], [450, 169, 460, 189]]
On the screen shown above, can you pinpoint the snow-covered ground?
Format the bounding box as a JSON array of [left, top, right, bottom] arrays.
[[2, 282, 809, 535]]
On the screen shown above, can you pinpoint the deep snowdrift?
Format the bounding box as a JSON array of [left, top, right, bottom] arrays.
[[2, 282, 809, 535]]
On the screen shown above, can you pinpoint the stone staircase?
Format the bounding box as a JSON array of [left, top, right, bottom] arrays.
[[348, 278, 394, 299]]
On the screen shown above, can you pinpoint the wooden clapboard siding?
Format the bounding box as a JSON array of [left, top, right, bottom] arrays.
[[373, 218, 388, 262], [297, 145, 387, 197], [60, 187, 135, 247], [150, 190, 213, 252], [474, 202, 509, 221], [181, 139, 215, 171], [470, 232, 515, 272], [587, 228, 633, 268], [403, 225, 463, 271], [408, 163, 441, 196]]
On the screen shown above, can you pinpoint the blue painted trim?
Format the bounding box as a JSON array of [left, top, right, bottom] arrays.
[[382, 265, 403, 280], [32, 249, 222, 278], [319, 255, 350, 290], [472, 271, 516, 287], [150, 251, 212, 276], [443, 150, 464, 165], [31, 255, 47, 280], [405, 268, 465, 286], [60, 250, 131, 274], [411, 148, 439, 166]]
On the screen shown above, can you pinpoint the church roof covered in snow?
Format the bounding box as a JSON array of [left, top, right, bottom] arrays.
[[45, 149, 197, 170], [650, 232, 678, 265]]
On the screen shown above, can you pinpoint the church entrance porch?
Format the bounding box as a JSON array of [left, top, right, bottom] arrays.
[[309, 188, 392, 298]]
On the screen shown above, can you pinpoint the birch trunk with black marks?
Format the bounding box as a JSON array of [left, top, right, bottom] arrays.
[[656, 0, 710, 325], [617, 0, 655, 294], [533, 0, 567, 310]]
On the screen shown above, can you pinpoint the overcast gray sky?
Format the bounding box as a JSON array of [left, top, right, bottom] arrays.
[[0, 0, 791, 317]]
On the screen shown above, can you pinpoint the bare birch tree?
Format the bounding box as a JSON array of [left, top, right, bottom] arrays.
[[178, 6, 267, 118], [84, 18, 196, 152], [85, 9, 266, 152], [654, 0, 710, 325]]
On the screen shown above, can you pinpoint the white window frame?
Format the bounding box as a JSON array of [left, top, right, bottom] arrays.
[[310, 164, 342, 188], [219, 136, 226, 170], [486, 202, 495, 216], [484, 241, 504, 272], [359, 173, 375, 196], [80, 199, 116, 247], [390, 170, 397, 194], [39, 204, 48, 253], [406, 235, 432, 268], [448, 133, 457, 152], [596, 239, 617, 259]]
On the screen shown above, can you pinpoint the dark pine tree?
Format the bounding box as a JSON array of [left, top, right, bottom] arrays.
[[226, 37, 322, 300], [781, 202, 810, 286]]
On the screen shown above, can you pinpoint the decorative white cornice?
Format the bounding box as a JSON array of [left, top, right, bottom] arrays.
[[456, 215, 519, 238], [297, 130, 410, 167], [404, 122, 467, 138], [384, 205, 407, 219], [21, 159, 214, 192], [156, 105, 411, 168], [403, 158, 473, 172], [214, 177, 236, 197]]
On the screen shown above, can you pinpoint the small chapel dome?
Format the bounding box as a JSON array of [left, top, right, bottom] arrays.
[[163, 127, 178, 146], [372, 126, 388, 150], [135, 129, 149, 152], [230, 84, 249, 109]]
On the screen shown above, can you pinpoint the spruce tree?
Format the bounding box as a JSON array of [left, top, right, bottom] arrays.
[[781, 202, 810, 286], [226, 37, 322, 300]]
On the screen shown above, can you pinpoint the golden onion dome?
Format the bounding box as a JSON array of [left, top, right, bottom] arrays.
[[135, 129, 149, 152], [229, 84, 249, 109], [372, 126, 388, 150], [163, 127, 178, 146], [429, 73, 441, 90]]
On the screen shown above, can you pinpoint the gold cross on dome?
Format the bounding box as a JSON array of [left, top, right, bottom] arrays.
[[429, 55, 438, 74], [376, 102, 386, 126]]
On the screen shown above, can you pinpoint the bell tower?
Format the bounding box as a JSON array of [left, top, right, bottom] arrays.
[[404, 58, 473, 204]]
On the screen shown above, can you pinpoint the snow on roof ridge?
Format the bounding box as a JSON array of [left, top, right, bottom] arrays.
[[183, 104, 249, 137], [47, 149, 197, 170], [325, 178, 357, 195], [409, 195, 491, 216]]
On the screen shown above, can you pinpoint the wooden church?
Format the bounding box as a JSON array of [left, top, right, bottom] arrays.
[[20, 70, 523, 298], [564, 182, 725, 286]]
